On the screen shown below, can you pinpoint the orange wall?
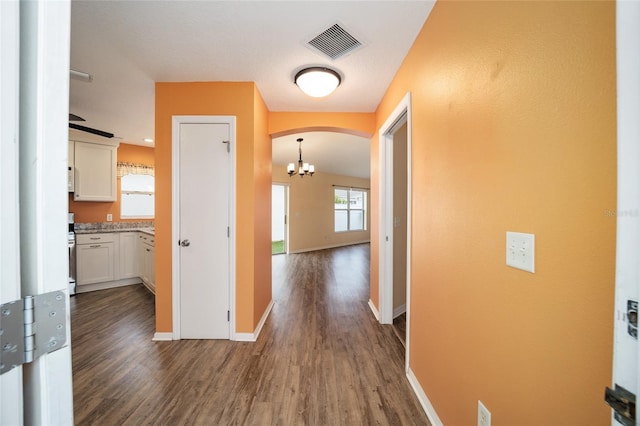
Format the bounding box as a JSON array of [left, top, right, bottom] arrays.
[[253, 86, 272, 328], [373, 2, 616, 425], [68, 143, 154, 223], [269, 112, 375, 138], [155, 82, 271, 333]]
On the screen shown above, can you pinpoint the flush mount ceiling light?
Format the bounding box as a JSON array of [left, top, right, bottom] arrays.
[[287, 138, 315, 177], [294, 67, 341, 98]]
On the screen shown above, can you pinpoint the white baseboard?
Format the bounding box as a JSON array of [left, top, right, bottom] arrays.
[[76, 278, 142, 294], [152, 332, 173, 341], [393, 304, 406, 319], [289, 240, 370, 254], [406, 368, 443, 426], [233, 300, 274, 342], [368, 299, 380, 321]]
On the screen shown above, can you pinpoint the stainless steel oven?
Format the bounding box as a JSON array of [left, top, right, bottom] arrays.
[[68, 213, 76, 295]]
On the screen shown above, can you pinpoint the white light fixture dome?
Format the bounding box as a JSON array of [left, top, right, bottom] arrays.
[[294, 67, 341, 98]]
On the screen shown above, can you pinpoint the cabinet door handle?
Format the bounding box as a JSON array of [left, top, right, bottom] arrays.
[[90, 237, 101, 240], [89, 245, 102, 248]]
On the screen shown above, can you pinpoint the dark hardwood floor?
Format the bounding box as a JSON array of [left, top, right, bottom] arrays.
[[71, 244, 430, 425]]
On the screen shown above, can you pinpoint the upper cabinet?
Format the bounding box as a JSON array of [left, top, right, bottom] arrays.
[[72, 140, 117, 202], [69, 128, 119, 202]]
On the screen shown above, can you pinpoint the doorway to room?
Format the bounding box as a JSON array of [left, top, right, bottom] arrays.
[[272, 184, 288, 255], [379, 93, 412, 365]]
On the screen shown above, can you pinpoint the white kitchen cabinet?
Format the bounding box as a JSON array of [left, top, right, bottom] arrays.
[[118, 232, 138, 279], [138, 233, 155, 293], [76, 233, 116, 285], [73, 141, 117, 202]]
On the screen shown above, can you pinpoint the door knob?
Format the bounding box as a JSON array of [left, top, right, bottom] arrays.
[[180, 239, 190, 247]]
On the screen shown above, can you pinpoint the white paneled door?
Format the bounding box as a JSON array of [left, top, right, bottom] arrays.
[[175, 120, 233, 339]]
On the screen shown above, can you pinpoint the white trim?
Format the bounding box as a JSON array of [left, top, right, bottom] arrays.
[[407, 368, 443, 426], [233, 300, 274, 342], [393, 304, 406, 319], [0, 2, 23, 423], [378, 93, 413, 375], [612, 0, 640, 417], [171, 116, 236, 340], [289, 240, 370, 254], [378, 92, 412, 326], [368, 299, 380, 321], [75, 278, 142, 294], [18, 1, 74, 423], [152, 332, 174, 342]]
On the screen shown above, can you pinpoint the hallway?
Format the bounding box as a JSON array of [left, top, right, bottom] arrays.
[[71, 244, 429, 425]]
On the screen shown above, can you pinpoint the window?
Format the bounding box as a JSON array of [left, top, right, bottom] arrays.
[[334, 187, 367, 232], [120, 171, 154, 219]]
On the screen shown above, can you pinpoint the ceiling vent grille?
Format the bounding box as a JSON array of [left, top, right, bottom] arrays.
[[307, 24, 363, 60]]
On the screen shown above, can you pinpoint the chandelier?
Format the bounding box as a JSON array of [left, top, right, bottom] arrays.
[[287, 138, 315, 177]]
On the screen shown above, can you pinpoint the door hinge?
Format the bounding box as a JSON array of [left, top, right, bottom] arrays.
[[222, 140, 230, 153], [227, 226, 230, 238], [0, 290, 68, 375], [227, 310, 230, 322], [605, 384, 636, 426]]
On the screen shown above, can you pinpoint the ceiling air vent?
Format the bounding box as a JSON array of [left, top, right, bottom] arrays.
[[307, 23, 363, 60]]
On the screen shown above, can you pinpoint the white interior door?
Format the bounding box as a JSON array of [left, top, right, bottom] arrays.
[[610, 2, 640, 425], [177, 121, 231, 339], [1, 0, 73, 423]]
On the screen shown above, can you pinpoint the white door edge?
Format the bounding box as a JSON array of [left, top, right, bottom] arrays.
[[378, 92, 412, 373], [1, 1, 24, 423], [612, 2, 640, 425], [171, 115, 236, 340], [17, 1, 74, 424]]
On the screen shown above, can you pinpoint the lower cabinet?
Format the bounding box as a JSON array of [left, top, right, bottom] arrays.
[[138, 233, 155, 293], [76, 231, 154, 294], [119, 232, 139, 279], [76, 233, 116, 285]]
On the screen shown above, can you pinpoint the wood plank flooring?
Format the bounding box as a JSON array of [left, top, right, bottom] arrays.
[[71, 244, 430, 425]]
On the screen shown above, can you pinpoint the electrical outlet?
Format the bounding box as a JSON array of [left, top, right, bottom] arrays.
[[106, 213, 113, 222], [506, 231, 535, 273], [478, 401, 491, 426]]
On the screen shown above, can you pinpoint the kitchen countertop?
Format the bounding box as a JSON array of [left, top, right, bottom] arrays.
[[75, 227, 154, 236], [74, 221, 155, 236]]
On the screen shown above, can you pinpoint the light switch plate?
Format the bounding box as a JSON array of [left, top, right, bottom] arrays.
[[506, 231, 535, 273]]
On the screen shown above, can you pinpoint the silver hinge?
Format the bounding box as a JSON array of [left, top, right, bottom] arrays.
[[0, 290, 68, 375], [222, 140, 230, 153], [227, 226, 230, 238], [227, 310, 230, 322]]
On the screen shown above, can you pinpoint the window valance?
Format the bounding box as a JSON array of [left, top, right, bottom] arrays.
[[117, 162, 155, 177]]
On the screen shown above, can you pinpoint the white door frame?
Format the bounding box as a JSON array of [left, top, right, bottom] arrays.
[[171, 116, 236, 340], [378, 92, 412, 367], [1, 2, 24, 423], [612, 1, 640, 423], [1, 0, 74, 423]]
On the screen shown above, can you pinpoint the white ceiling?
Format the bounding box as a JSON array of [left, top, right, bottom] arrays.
[[69, 0, 435, 177]]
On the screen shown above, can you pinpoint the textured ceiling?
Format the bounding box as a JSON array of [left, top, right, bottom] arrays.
[[69, 0, 434, 177]]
